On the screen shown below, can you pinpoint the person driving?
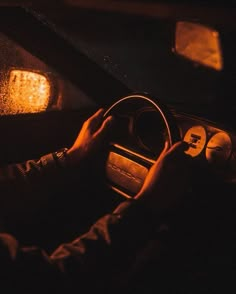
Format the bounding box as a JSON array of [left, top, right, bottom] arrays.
[[0, 108, 192, 294]]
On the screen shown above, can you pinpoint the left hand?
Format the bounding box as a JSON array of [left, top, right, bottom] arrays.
[[135, 141, 192, 216], [67, 108, 113, 167]]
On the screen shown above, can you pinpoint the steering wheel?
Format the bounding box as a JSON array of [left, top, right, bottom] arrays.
[[104, 94, 180, 198]]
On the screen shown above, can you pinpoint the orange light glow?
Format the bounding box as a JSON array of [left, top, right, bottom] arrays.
[[7, 69, 51, 114], [175, 21, 223, 71]]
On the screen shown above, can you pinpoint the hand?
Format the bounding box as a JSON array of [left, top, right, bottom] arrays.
[[67, 109, 113, 167], [135, 141, 192, 216]]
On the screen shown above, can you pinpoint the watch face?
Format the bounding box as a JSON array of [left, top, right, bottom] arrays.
[[57, 150, 65, 159], [54, 148, 68, 167]]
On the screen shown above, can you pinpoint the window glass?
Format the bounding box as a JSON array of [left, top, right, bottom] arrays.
[[0, 32, 95, 115]]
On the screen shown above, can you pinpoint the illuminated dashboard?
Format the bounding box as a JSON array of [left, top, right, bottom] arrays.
[[174, 112, 236, 183], [104, 95, 236, 198]]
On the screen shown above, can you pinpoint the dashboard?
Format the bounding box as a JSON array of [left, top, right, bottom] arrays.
[[174, 111, 236, 183], [105, 95, 236, 198]]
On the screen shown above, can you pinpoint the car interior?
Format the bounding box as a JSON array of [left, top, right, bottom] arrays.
[[0, 1, 235, 293]]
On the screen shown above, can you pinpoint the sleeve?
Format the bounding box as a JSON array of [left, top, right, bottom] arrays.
[[0, 150, 66, 187], [0, 149, 68, 220], [50, 199, 161, 290], [0, 200, 161, 293]]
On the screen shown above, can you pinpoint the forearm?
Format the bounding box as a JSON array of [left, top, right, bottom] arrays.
[[0, 150, 68, 219], [0, 150, 66, 187], [50, 200, 159, 288], [0, 200, 160, 292], [0, 233, 66, 293]]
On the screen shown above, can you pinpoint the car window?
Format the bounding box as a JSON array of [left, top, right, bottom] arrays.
[[0, 31, 95, 115], [56, 10, 229, 108]]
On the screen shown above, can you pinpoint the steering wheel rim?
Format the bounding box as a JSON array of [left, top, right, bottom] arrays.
[[104, 94, 180, 198]]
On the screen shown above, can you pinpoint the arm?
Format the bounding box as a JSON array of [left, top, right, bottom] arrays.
[[0, 152, 61, 191], [0, 141, 191, 292], [0, 108, 113, 191], [0, 150, 66, 221], [0, 109, 192, 292], [50, 141, 192, 285], [0, 199, 157, 293], [0, 109, 113, 219]]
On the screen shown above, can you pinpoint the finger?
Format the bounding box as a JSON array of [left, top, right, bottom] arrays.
[[155, 141, 169, 164], [93, 115, 114, 141], [165, 142, 193, 167], [166, 141, 189, 157], [87, 108, 105, 132], [170, 141, 189, 151]]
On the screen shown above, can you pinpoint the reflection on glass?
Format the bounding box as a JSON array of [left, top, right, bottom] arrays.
[[7, 69, 51, 114], [175, 21, 223, 71]]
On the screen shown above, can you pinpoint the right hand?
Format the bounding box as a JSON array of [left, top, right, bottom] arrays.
[[67, 108, 113, 167], [135, 141, 192, 216]]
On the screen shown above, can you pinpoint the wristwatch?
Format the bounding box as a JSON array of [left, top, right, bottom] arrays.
[[53, 148, 69, 168]]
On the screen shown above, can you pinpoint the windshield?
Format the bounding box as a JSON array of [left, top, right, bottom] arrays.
[[54, 9, 235, 112], [0, 6, 235, 119]]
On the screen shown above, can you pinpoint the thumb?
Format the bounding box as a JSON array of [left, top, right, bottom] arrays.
[[165, 141, 189, 158]]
